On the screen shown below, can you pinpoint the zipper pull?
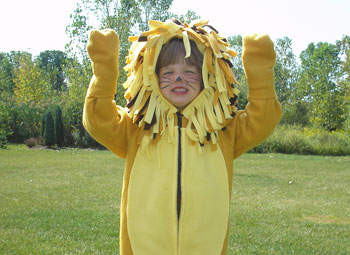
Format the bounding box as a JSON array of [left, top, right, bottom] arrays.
[[176, 112, 183, 128]]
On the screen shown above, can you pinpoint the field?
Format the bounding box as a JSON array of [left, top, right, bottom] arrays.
[[1, 145, 349, 254]]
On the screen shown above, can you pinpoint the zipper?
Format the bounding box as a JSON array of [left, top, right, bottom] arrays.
[[176, 112, 182, 222], [176, 111, 183, 254]]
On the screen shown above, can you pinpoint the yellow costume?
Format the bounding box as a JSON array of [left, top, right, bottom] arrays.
[[83, 19, 282, 255]]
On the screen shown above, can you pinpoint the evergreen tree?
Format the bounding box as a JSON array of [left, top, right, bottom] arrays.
[[42, 110, 55, 146], [52, 105, 64, 147]]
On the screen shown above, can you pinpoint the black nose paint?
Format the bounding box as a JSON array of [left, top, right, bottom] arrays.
[[176, 76, 182, 82]]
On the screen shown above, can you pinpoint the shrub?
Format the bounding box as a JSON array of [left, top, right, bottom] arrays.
[[42, 110, 55, 146], [250, 125, 350, 156], [24, 137, 37, 148], [51, 105, 64, 147], [0, 128, 10, 149], [280, 101, 309, 127], [0, 99, 11, 148], [304, 128, 350, 156], [60, 92, 102, 148], [0, 93, 47, 143], [41, 105, 65, 147]]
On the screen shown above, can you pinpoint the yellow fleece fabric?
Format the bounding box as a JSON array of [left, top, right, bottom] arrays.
[[83, 20, 282, 255]]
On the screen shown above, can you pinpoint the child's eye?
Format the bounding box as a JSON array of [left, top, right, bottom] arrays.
[[185, 70, 195, 74], [162, 71, 173, 75]]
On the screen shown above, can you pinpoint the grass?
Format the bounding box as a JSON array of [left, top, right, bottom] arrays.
[[230, 153, 350, 254], [1, 145, 349, 255]]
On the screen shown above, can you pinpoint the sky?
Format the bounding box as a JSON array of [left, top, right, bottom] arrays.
[[0, 0, 349, 57]]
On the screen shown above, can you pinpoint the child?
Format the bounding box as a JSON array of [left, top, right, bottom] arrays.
[[83, 19, 281, 255]]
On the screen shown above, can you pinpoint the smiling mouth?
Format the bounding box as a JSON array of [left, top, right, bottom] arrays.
[[171, 87, 188, 93]]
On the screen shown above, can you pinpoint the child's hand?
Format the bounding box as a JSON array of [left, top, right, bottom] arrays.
[[242, 34, 276, 86], [86, 29, 120, 90], [87, 29, 120, 63]]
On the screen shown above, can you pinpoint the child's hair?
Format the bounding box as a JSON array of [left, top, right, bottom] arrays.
[[156, 38, 203, 77]]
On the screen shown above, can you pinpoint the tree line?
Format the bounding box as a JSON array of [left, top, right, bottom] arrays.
[[0, 0, 349, 148]]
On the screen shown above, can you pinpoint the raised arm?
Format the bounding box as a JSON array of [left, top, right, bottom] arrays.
[[83, 29, 133, 158], [229, 34, 282, 159]]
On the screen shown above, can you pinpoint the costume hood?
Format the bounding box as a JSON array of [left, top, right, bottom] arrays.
[[123, 19, 240, 148]]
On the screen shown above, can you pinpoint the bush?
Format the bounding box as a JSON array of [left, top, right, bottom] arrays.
[[0, 93, 46, 143], [42, 110, 55, 146], [303, 127, 350, 155], [250, 125, 350, 156], [280, 101, 309, 127], [60, 91, 102, 148], [0, 96, 13, 148], [0, 128, 10, 149], [24, 137, 37, 148], [51, 105, 64, 147], [41, 105, 65, 147]]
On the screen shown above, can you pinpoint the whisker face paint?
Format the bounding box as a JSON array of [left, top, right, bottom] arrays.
[[158, 61, 202, 108]]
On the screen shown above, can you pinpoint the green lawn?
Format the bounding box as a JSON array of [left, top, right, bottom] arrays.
[[1, 145, 349, 255]]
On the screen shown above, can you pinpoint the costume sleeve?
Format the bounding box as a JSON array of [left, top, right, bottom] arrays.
[[231, 87, 282, 159], [83, 29, 133, 158], [228, 34, 282, 159]]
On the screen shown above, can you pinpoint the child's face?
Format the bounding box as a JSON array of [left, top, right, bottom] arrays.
[[159, 60, 202, 109]]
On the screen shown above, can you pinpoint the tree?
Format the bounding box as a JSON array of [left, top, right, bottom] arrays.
[[274, 37, 299, 104], [42, 110, 55, 146], [272, 37, 310, 126], [41, 106, 64, 147], [337, 35, 350, 79], [65, 0, 194, 106], [132, 0, 173, 32], [336, 35, 350, 131], [0, 51, 34, 97], [0, 52, 15, 95], [298, 42, 345, 130], [13, 53, 51, 104], [227, 35, 247, 109], [65, 0, 137, 106], [172, 10, 200, 24], [36, 50, 68, 91], [65, 3, 92, 60], [52, 105, 64, 147], [61, 57, 93, 147]]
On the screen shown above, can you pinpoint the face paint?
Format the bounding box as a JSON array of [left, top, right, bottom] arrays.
[[159, 60, 202, 109]]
